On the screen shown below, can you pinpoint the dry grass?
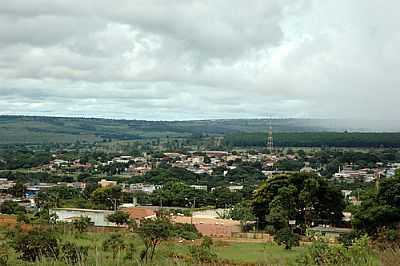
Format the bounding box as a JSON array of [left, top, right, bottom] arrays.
[[378, 247, 400, 266]]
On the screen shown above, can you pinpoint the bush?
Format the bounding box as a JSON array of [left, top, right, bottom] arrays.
[[274, 228, 299, 250], [106, 211, 130, 225], [375, 227, 400, 249], [13, 228, 59, 262], [296, 235, 376, 266], [102, 233, 126, 259], [172, 223, 201, 240], [0, 243, 8, 266], [72, 216, 92, 233], [61, 242, 88, 265], [0, 200, 26, 215], [189, 236, 217, 263]]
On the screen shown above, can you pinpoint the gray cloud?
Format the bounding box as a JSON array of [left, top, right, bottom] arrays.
[[0, 0, 399, 120]]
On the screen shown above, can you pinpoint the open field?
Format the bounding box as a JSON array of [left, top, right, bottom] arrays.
[[0, 229, 306, 266]]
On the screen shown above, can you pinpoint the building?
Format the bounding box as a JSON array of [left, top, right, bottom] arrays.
[[172, 216, 241, 238], [128, 165, 152, 176], [121, 207, 156, 225], [50, 208, 116, 227], [205, 151, 228, 158], [308, 226, 352, 243], [190, 185, 208, 191], [126, 183, 159, 194], [227, 185, 243, 192], [98, 179, 117, 188]]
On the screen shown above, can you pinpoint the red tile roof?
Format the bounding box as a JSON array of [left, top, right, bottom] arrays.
[[122, 207, 156, 220]]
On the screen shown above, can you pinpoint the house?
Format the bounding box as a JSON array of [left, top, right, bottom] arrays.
[[50, 208, 116, 227], [121, 207, 156, 224], [98, 179, 117, 188], [190, 185, 208, 191], [126, 183, 159, 194], [227, 185, 243, 192], [128, 165, 152, 176], [172, 216, 241, 238], [205, 151, 228, 158]]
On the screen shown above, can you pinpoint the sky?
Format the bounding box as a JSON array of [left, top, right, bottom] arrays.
[[0, 0, 399, 121]]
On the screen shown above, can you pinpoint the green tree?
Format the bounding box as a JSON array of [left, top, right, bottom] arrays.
[[253, 173, 345, 229], [274, 228, 299, 250], [13, 228, 59, 262], [189, 236, 217, 263], [0, 200, 26, 215], [229, 201, 255, 230], [353, 175, 400, 235], [61, 242, 88, 265], [8, 182, 26, 198], [138, 217, 172, 262], [90, 186, 122, 210], [107, 211, 131, 225], [72, 216, 92, 233], [102, 234, 126, 260]]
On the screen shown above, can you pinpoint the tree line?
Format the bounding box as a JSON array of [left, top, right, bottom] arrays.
[[225, 132, 400, 148]]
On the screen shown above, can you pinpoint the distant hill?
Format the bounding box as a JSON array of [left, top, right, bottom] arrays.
[[0, 115, 399, 144]]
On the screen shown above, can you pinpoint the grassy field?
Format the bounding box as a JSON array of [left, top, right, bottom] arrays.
[[0, 229, 306, 266], [214, 241, 304, 265]]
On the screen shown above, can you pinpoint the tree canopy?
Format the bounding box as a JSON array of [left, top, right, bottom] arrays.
[[253, 173, 345, 229]]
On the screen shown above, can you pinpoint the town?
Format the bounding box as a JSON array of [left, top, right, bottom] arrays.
[[1, 0, 400, 265], [0, 134, 399, 264]]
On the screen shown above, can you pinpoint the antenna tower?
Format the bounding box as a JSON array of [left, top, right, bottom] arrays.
[[267, 117, 274, 153]]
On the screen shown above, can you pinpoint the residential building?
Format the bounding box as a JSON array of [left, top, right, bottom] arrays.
[[50, 208, 116, 227]]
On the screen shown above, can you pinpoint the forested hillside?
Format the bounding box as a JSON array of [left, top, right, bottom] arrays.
[[0, 115, 399, 145], [224, 132, 400, 148]]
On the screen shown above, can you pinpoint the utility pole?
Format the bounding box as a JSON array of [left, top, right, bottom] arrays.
[[107, 197, 117, 212]]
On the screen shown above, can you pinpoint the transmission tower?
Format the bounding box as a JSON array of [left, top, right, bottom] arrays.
[[267, 118, 274, 153]]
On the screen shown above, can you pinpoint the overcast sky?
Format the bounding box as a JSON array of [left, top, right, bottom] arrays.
[[0, 1, 399, 120]]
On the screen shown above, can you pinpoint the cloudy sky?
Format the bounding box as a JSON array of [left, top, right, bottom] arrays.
[[0, 0, 399, 120]]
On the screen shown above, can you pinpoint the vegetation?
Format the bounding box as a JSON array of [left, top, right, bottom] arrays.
[[353, 174, 400, 236], [138, 217, 173, 263], [253, 173, 345, 229], [0, 200, 26, 215], [296, 235, 377, 266], [225, 132, 400, 148], [106, 211, 131, 225]]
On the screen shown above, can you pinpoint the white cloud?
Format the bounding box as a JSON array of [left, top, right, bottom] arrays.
[[0, 0, 399, 120]]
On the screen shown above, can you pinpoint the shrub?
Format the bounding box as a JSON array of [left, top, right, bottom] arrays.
[[13, 228, 59, 262], [189, 236, 217, 263], [106, 211, 131, 225], [274, 228, 299, 250], [102, 233, 126, 259], [61, 241, 88, 265], [296, 235, 376, 266], [72, 216, 92, 233], [0, 200, 26, 215], [139, 217, 172, 262], [172, 223, 201, 240], [0, 243, 8, 266]]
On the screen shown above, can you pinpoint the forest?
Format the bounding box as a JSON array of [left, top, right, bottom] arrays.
[[224, 132, 400, 148]]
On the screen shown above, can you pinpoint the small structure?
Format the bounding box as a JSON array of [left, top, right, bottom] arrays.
[[227, 185, 243, 192], [98, 179, 117, 188], [190, 185, 208, 191], [308, 226, 352, 243], [50, 208, 115, 227], [172, 216, 241, 238], [121, 207, 156, 225]]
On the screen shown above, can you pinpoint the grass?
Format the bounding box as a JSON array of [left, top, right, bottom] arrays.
[[0, 228, 306, 266], [214, 241, 305, 265]]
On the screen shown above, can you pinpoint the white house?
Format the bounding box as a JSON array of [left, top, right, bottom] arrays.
[[50, 208, 116, 227]]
